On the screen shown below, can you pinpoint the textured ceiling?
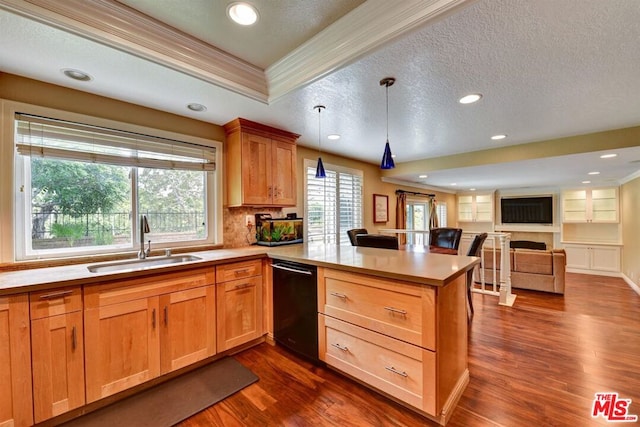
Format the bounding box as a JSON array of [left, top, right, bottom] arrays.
[[1, 0, 640, 191]]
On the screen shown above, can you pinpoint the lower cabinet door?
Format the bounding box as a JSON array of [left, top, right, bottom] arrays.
[[31, 311, 85, 423], [0, 294, 33, 427], [84, 297, 161, 403], [319, 314, 436, 416], [216, 276, 263, 352], [160, 285, 216, 373]]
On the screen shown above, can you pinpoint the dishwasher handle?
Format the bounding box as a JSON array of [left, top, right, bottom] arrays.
[[271, 263, 313, 275]]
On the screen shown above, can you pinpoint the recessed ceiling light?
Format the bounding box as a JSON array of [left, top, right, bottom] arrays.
[[62, 68, 92, 81], [600, 153, 617, 159], [582, 180, 591, 184], [187, 103, 207, 112], [327, 134, 340, 140], [469, 188, 476, 191], [227, 2, 259, 26], [491, 134, 507, 140], [459, 93, 482, 104], [451, 183, 457, 186], [588, 171, 600, 175], [418, 174, 428, 179], [391, 154, 396, 158]]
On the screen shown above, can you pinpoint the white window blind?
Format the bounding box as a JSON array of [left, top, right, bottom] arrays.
[[437, 202, 448, 227], [15, 113, 216, 171], [305, 161, 362, 244]]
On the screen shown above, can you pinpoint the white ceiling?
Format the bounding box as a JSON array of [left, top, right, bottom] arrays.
[[1, 0, 640, 192]]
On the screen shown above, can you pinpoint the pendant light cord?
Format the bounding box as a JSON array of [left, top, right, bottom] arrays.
[[385, 82, 389, 142], [314, 105, 325, 153], [318, 106, 322, 153]]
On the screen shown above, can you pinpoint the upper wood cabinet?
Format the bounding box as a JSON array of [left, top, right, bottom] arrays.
[[457, 192, 494, 223], [0, 294, 33, 427], [562, 187, 619, 223], [224, 118, 300, 207]]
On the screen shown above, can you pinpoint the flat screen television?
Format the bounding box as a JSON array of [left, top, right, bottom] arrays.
[[500, 196, 553, 224]]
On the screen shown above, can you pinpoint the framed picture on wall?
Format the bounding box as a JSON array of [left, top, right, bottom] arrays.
[[373, 194, 388, 223]]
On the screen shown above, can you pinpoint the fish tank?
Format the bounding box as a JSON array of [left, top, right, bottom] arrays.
[[255, 218, 303, 246]]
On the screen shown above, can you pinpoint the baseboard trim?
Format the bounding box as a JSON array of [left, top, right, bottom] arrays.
[[621, 273, 640, 296], [566, 268, 622, 277]]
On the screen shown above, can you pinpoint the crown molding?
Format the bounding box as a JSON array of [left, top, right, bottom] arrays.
[[0, 0, 473, 105], [265, 0, 473, 103], [0, 0, 268, 102]]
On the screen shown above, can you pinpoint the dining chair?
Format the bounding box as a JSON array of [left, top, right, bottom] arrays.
[[355, 234, 399, 250], [347, 228, 368, 246], [428, 227, 463, 251], [466, 232, 488, 320]]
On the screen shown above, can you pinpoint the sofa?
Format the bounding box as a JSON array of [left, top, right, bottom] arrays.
[[481, 248, 566, 294]]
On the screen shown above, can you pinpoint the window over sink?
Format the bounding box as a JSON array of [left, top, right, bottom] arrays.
[[11, 106, 222, 260]]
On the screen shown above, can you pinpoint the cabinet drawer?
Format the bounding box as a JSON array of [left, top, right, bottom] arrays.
[[321, 269, 435, 350], [216, 259, 262, 282], [320, 315, 436, 415], [30, 286, 82, 319]]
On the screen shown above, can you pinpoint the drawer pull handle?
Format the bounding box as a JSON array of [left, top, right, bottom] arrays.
[[164, 306, 168, 326], [234, 269, 250, 275], [331, 343, 349, 352], [330, 292, 347, 299], [152, 308, 156, 328], [385, 366, 408, 377], [39, 290, 73, 300], [71, 326, 77, 350], [234, 283, 253, 290], [384, 306, 407, 315]]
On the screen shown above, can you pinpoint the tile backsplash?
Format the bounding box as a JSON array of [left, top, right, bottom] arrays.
[[223, 207, 289, 248]]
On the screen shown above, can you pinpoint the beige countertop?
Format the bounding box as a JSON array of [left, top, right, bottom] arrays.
[[267, 243, 480, 287], [0, 243, 480, 295], [0, 247, 267, 296]]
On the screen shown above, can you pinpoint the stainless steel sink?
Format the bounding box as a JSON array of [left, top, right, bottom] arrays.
[[87, 255, 202, 273]]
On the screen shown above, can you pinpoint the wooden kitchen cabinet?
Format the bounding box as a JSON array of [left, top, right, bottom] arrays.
[[216, 259, 264, 352], [30, 287, 85, 423], [0, 294, 33, 427], [84, 268, 216, 402], [223, 118, 300, 207], [160, 285, 216, 373], [318, 267, 467, 425]]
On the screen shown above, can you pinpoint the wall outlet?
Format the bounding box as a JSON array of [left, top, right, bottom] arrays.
[[245, 215, 254, 227]]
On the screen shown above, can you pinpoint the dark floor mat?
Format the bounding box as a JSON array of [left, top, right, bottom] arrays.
[[62, 357, 258, 427]]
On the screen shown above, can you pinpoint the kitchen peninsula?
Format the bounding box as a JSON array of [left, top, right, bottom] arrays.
[[0, 244, 478, 426], [268, 243, 479, 426]]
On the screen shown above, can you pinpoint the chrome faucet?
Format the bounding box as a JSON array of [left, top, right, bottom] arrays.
[[138, 215, 151, 259]]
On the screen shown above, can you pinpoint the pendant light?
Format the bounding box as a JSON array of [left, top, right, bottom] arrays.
[[314, 105, 326, 178], [380, 77, 396, 169]]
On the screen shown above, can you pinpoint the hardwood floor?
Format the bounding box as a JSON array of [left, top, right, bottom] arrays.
[[177, 273, 640, 426]]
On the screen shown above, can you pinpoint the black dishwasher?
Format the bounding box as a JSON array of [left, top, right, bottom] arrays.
[[272, 260, 319, 363]]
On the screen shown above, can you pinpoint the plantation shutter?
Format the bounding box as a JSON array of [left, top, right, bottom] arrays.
[[338, 171, 363, 245], [437, 202, 448, 227], [15, 113, 216, 171], [306, 163, 362, 244]]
